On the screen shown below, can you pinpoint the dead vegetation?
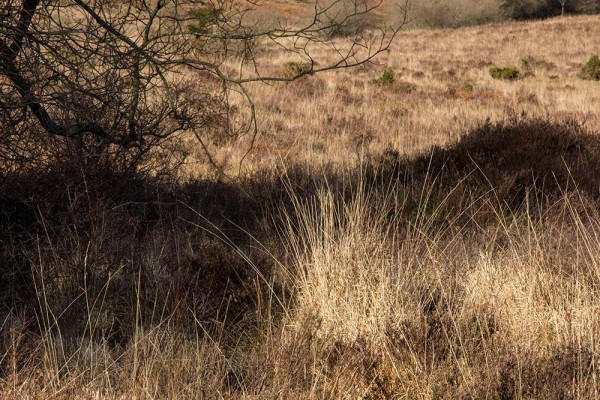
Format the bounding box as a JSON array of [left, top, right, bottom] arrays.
[[196, 14, 600, 176], [1, 9, 600, 400], [2, 118, 600, 398]]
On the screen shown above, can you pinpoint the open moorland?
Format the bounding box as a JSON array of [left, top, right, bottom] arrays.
[[199, 14, 600, 173], [2, 7, 600, 399]]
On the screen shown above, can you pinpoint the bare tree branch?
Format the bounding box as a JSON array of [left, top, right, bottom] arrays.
[[0, 0, 408, 173]]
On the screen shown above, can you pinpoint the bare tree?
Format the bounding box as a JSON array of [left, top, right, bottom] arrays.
[[0, 0, 408, 173], [559, 0, 567, 15]]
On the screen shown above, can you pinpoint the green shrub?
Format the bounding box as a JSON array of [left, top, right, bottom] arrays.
[[446, 82, 474, 98], [579, 55, 600, 81], [377, 68, 395, 86], [489, 66, 521, 81]]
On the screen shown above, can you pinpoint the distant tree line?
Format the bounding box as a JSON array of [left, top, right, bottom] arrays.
[[504, 0, 600, 20], [412, 0, 600, 28]]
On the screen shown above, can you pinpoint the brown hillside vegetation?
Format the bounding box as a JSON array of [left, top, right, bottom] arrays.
[[2, 119, 600, 397], [201, 14, 600, 175], [3, 11, 600, 400]]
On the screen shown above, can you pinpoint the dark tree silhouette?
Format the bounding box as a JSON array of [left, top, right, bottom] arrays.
[[0, 0, 407, 173]]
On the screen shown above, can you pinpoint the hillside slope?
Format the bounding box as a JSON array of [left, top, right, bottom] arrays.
[[199, 14, 600, 174]]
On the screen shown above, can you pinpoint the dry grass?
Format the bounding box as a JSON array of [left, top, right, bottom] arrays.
[[3, 120, 600, 398], [189, 14, 600, 175], [3, 14, 600, 399], [280, 177, 600, 398]]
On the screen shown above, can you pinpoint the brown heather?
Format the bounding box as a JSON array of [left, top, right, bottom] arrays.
[[2, 14, 600, 400], [189, 14, 600, 176]]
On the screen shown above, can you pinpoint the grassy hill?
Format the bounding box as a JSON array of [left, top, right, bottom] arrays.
[[200, 14, 600, 175], [1, 13, 600, 399]]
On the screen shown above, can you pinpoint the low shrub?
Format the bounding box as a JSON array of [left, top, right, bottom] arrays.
[[377, 68, 395, 85], [489, 66, 521, 80], [446, 82, 475, 99], [579, 55, 600, 81], [371, 119, 600, 212]]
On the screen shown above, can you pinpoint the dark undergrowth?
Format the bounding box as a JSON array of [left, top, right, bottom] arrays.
[[1, 118, 599, 397], [368, 118, 600, 224]]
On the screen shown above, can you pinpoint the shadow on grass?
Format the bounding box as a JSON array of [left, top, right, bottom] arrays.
[[0, 117, 599, 351]]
